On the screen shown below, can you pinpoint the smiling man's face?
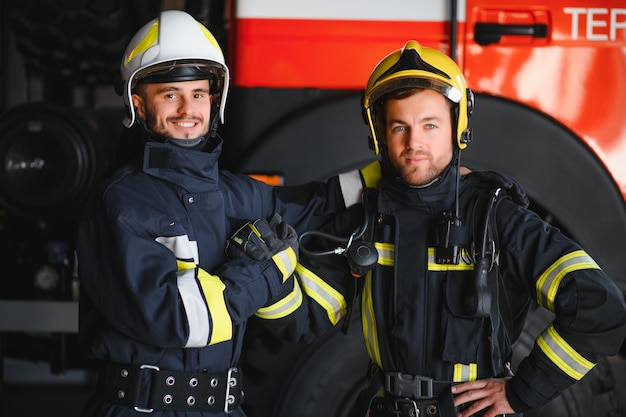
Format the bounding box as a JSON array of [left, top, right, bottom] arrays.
[[132, 79, 213, 140]]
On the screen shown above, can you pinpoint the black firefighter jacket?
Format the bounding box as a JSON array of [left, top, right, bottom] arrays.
[[269, 160, 626, 413], [77, 139, 345, 417]]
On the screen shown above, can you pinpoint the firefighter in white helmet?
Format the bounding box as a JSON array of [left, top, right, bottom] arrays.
[[119, 8, 229, 148], [76, 10, 344, 416]]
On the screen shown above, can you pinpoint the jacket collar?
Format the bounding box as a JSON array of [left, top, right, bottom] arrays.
[[141, 140, 222, 192]]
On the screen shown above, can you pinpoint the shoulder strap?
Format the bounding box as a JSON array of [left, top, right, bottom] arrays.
[[342, 187, 379, 335], [466, 187, 515, 375]]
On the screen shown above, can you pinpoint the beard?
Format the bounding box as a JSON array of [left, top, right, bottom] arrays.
[[390, 150, 449, 187], [144, 110, 208, 140]]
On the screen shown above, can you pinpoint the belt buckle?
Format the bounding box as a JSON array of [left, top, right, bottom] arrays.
[[393, 398, 419, 417], [385, 372, 434, 400], [133, 364, 160, 413], [412, 375, 434, 400], [224, 367, 239, 414]]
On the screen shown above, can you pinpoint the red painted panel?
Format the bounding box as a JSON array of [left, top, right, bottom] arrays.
[[229, 18, 451, 89], [464, 0, 626, 197]]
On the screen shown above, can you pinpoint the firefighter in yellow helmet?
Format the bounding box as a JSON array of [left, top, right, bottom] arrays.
[[76, 10, 347, 417], [363, 39, 473, 156], [245, 40, 626, 417]]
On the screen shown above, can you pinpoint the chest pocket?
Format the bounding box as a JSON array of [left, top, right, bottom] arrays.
[[442, 269, 488, 366]]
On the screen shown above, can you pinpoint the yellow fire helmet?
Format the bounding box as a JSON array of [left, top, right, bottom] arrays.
[[119, 10, 229, 129], [362, 40, 473, 154]]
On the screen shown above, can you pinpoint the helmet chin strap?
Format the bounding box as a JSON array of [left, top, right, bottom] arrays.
[[166, 137, 205, 148], [136, 117, 216, 151]]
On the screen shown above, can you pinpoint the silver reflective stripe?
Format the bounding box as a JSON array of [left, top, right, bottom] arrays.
[[536, 250, 600, 311], [453, 363, 477, 382], [272, 247, 297, 281], [255, 279, 303, 319], [178, 268, 211, 347], [155, 235, 211, 347], [374, 242, 394, 266], [295, 264, 346, 325], [338, 169, 364, 208], [537, 324, 595, 380]]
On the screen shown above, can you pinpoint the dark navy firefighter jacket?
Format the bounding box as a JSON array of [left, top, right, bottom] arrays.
[[77, 140, 345, 417], [269, 160, 626, 414]]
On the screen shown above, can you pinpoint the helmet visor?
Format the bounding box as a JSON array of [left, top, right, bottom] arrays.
[[133, 60, 224, 92], [365, 76, 462, 108]]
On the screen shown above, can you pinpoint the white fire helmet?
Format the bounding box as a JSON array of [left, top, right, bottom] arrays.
[[119, 10, 230, 129]]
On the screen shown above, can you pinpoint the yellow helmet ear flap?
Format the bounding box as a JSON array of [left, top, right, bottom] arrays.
[[361, 89, 384, 155], [364, 107, 380, 154], [457, 88, 474, 149]]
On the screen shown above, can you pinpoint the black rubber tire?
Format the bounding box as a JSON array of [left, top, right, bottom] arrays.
[[240, 311, 370, 417]]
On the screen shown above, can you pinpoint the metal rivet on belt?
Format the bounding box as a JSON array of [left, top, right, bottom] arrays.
[[189, 377, 198, 388], [207, 396, 215, 405], [427, 405, 438, 415], [117, 390, 125, 399], [210, 378, 218, 387], [166, 376, 176, 386], [187, 396, 196, 406], [120, 368, 128, 378], [163, 394, 173, 404]]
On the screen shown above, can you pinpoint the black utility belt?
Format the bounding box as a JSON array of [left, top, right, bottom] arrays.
[[370, 397, 441, 417], [97, 363, 243, 414], [373, 372, 455, 417]]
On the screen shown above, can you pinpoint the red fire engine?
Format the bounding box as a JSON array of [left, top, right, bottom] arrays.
[[219, 1, 626, 416]]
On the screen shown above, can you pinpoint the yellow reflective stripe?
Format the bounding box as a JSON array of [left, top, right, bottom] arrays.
[[198, 23, 223, 52], [537, 324, 595, 380], [177, 259, 195, 270], [360, 160, 382, 188], [295, 264, 346, 325], [272, 247, 297, 282], [255, 279, 303, 319], [362, 271, 383, 368], [197, 268, 232, 345], [453, 363, 478, 382], [536, 250, 600, 311], [374, 242, 394, 266], [427, 247, 474, 271], [125, 21, 159, 67]]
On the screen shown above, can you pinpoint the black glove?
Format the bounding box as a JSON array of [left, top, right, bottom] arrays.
[[226, 214, 299, 280], [464, 170, 530, 208]]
